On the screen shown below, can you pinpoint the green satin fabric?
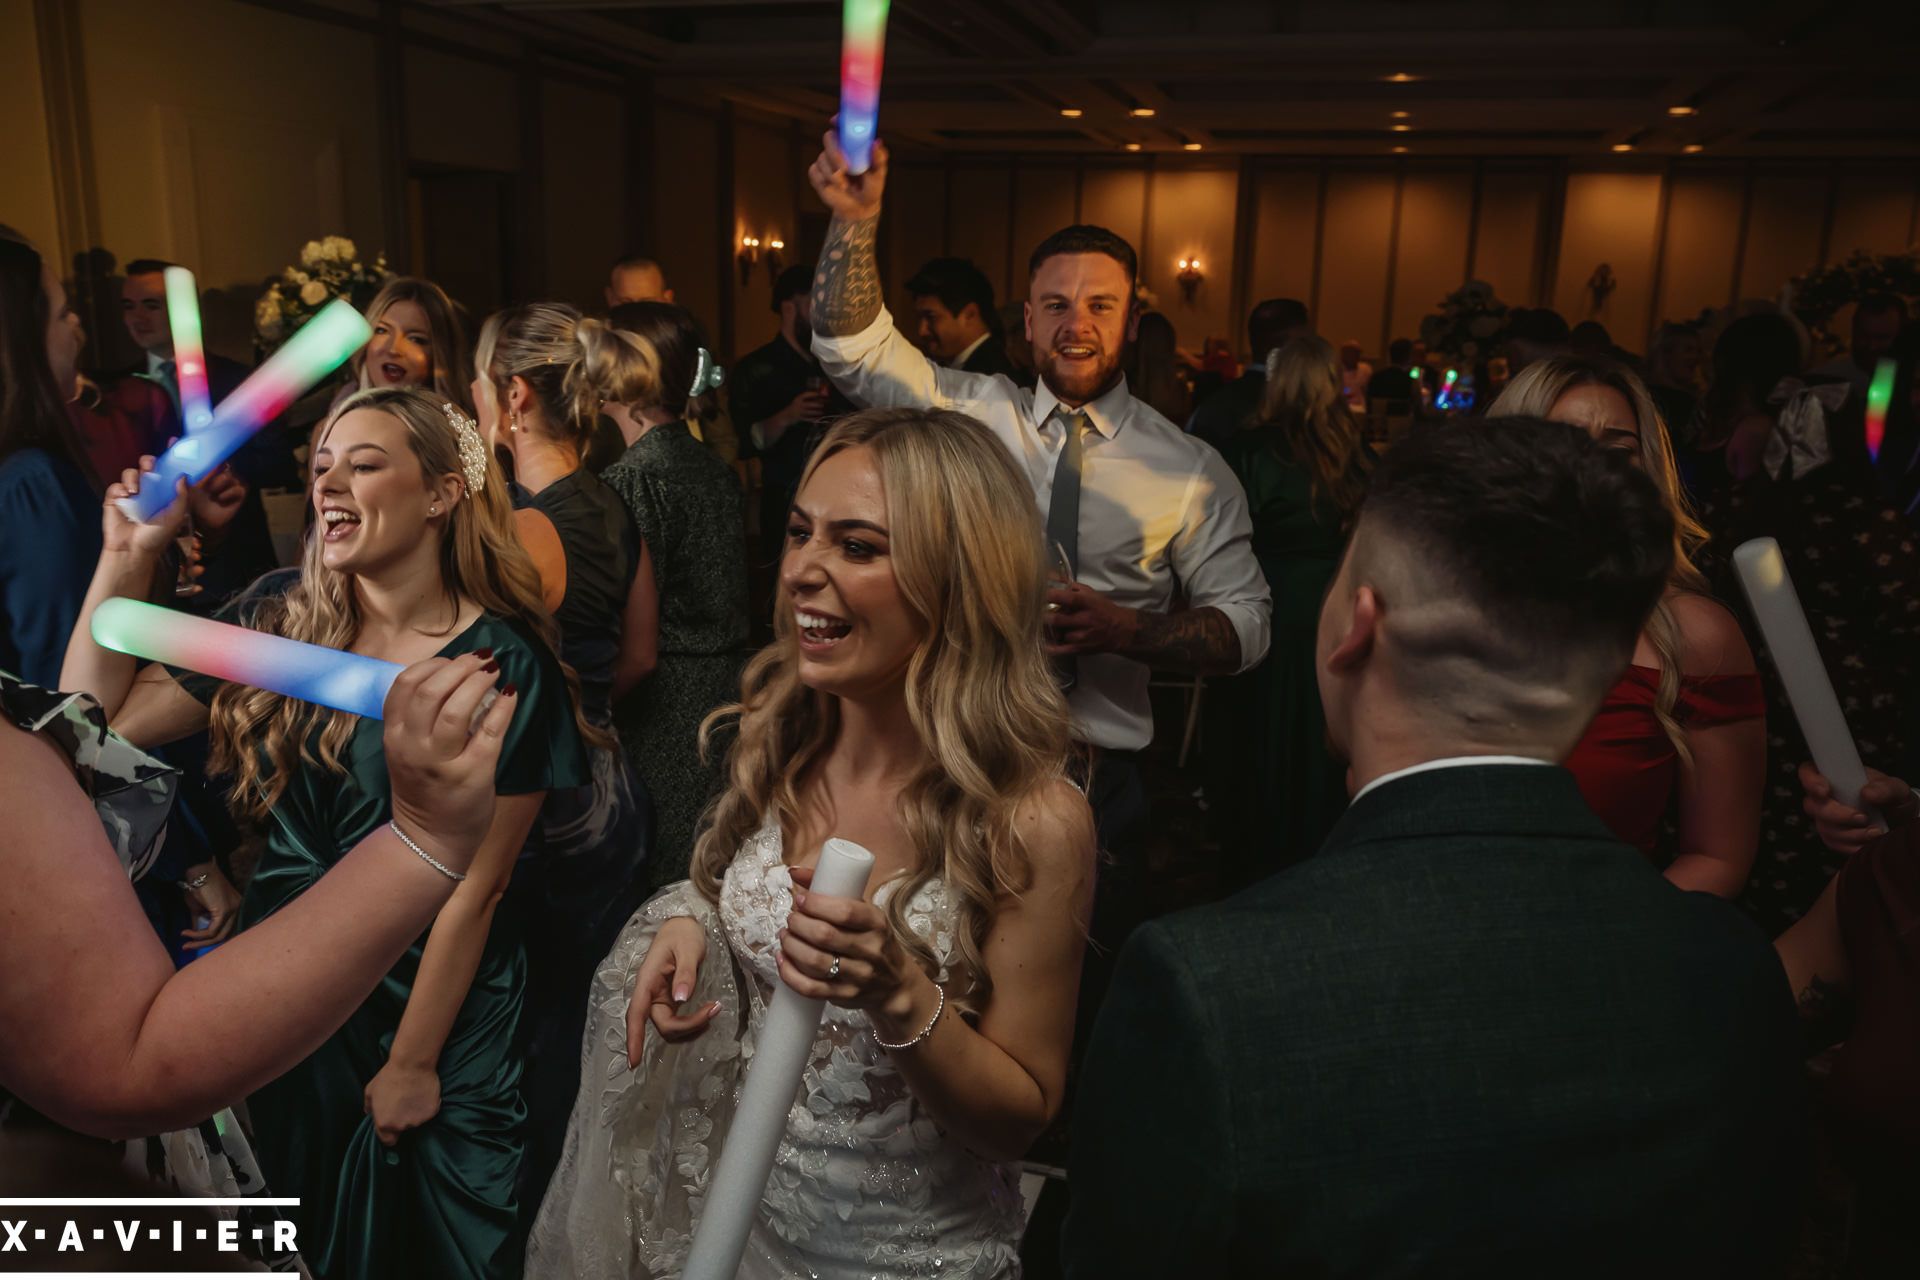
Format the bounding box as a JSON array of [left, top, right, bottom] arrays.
[[189, 612, 587, 1279], [1209, 435, 1354, 876]]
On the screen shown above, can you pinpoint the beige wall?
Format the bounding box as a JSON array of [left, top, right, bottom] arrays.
[[0, 0, 62, 257], [861, 156, 1920, 361], [730, 116, 800, 358]]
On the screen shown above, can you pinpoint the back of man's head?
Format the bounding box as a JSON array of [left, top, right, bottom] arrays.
[[607, 255, 670, 306], [1387, 337, 1414, 366], [1249, 297, 1310, 362], [1331, 417, 1673, 759], [123, 258, 175, 279]]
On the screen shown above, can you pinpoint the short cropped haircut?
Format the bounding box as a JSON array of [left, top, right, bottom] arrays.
[[906, 257, 1000, 332], [1351, 417, 1674, 731], [1028, 225, 1137, 290], [1388, 337, 1414, 365], [1249, 297, 1310, 358], [123, 258, 175, 277], [1507, 307, 1571, 347], [773, 263, 813, 309]]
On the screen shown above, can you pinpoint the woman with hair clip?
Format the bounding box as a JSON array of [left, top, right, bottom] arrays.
[[337, 275, 475, 410], [1489, 354, 1765, 898], [528, 407, 1097, 1280], [601, 300, 751, 893], [472, 301, 658, 1227], [60, 385, 591, 1279], [1210, 334, 1373, 886]]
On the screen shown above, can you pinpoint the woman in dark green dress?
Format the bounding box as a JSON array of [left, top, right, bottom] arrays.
[[1210, 335, 1372, 889], [601, 302, 752, 891], [61, 386, 590, 1279]]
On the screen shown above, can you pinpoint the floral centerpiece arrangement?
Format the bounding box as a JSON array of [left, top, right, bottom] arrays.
[[253, 236, 389, 353], [1419, 279, 1512, 367], [1785, 248, 1920, 359]]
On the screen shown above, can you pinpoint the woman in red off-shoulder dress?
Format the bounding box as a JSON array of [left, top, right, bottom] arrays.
[[1491, 355, 1765, 897]]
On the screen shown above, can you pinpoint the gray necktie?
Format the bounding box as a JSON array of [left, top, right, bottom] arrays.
[[157, 359, 181, 414], [1045, 411, 1087, 576], [1045, 411, 1088, 692]]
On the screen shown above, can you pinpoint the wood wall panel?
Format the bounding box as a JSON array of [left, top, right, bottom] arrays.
[[947, 165, 1012, 307], [1737, 173, 1826, 304], [1078, 167, 1147, 261], [1144, 167, 1240, 347], [1658, 171, 1744, 323], [1315, 169, 1396, 353], [543, 80, 624, 315], [1553, 171, 1662, 346], [1826, 170, 1919, 261], [1246, 165, 1320, 342], [1469, 169, 1545, 311], [1390, 169, 1475, 351], [653, 104, 720, 349]]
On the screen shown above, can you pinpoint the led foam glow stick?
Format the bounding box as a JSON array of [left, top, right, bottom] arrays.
[[119, 299, 371, 523], [682, 838, 876, 1280], [162, 267, 213, 433], [1732, 538, 1879, 824], [1865, 357, 1895, 463], [838, 0, 891, 175], [1437, 367, 1459, 410], [91, 597, 401, 719]]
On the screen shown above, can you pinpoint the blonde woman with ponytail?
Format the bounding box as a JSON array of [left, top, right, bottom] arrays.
[[529, 407, 1097, 1280], [472, 301, 663, 1224], [60, 386, 593, 1277], [1489, 355, 1764, 898]]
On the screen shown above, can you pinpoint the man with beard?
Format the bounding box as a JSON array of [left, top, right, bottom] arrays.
[[806, 132, 1271, 1247]]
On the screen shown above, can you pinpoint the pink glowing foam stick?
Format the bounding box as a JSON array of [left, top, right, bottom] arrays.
[[92, 597, 400, 719], [119, 299, 371, 523], [838, 0, 891, 174], [162, 266, 213, 433]]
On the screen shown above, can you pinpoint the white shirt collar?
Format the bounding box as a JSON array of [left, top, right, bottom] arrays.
[[145, 349, 170, 377], [1351, 755, 1552, 805], [951, 332, 992, 369], [1032, 373, 1131, 440]]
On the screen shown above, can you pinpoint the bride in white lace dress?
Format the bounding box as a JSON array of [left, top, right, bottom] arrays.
[[528, 408, 1096, 1279]]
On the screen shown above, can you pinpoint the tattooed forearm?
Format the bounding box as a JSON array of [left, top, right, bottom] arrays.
[[813, 215, 884, 336], [1121, 606, 1242, 676]]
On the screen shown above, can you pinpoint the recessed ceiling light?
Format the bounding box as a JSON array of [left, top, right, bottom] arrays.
[[1183, 142, 1203, 151], [1391, 110, 1410, 119], [1667, 104, 1697, 117], [1059, 107, 1084, 118], [1391, 124, 1411, 133], [1129, 106, 1157, 118], [1124, 142, 1142, 152], [1392, 146, 1408, 154], [1611, 142, 1634, 152], [1682, 143, 1704, 153], [1385, 72, 1418, 83]]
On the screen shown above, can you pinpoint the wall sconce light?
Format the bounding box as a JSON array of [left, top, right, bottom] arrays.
[[738, 235, 761, 286], [1176, 256, 1204, 302], [767, 237, 786, 277]]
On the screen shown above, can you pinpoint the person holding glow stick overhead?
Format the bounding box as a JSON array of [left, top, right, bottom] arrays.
[[529, 408, 1095, 1280], [60, 385, 594, 1280]]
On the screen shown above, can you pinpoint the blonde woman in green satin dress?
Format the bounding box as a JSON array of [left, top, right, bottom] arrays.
[[61, 387, 592, 1279]]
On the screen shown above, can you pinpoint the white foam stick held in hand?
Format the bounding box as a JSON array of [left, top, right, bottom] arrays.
[[681, 838, 876, 1280], [1732, 537, 1880, 823]]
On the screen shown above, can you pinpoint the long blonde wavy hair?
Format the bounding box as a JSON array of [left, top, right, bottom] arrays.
[[1488, 354, 1712, 762], [351, 276, 475, 411], [208, 386, 595, 823], [1258, 334, 1374, 522], [690, 407, 1075, 1011]]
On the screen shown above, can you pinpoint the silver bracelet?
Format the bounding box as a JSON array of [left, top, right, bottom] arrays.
[[179, 871, 211, 892], [388, 820, 466, 882], [873, 982, 945, 1052]]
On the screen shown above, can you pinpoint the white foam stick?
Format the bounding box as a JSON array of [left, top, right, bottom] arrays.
[[1732, 537, 1880, 824], [682, 838, 876, 1280]]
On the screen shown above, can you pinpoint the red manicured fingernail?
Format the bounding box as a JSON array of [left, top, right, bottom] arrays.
[[476, 647, 494, 659], [482, 661, 499, 674], [503, 683, 518, 697]]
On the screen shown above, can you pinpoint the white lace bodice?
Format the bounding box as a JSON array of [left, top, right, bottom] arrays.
[[526, 823, 1025, 1280]]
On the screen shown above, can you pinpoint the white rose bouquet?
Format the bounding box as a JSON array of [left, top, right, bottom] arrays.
[[254, 236, 390, 353]]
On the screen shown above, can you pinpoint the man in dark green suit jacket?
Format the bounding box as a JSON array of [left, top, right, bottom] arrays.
[[1063, 419, 1805, 1278]]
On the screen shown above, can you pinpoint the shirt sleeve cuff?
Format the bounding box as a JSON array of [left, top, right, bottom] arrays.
[[811, 307, 896, 368], [1212, 601, 1271, 674]]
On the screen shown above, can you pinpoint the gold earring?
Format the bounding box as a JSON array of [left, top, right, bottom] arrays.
[[509, 411, 519, 433]]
